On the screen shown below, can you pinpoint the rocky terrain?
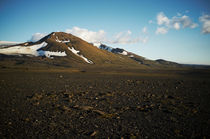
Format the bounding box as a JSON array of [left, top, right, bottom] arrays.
[[0, 68, 209, 138]]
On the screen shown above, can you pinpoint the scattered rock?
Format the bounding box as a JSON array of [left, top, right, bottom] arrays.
[[93, 109, 106, 115], [81, 106, 93, 111], [90, 131, 97, 136], [25, 118, 30, 122]]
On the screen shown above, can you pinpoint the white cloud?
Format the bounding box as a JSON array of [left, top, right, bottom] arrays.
[[156, 27, 168, 34], [157, 12, 170, 26], [66, 27, 148, 44], [199, 14, 210, 34], [155, 12, 198, 34], [177, 15, 198, 28], [170, 15, 198, 29], [157, 12, 198, 29], [30, 33, 47, 42], [142, 27, 147, 34], [66, 27, 106, 43], [111, 30, 147, 44], [173, 22, 180, 30]]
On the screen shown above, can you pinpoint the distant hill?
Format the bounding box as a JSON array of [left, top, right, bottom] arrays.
[[95, 43, 182, 68], [0, 41, 21, 47]]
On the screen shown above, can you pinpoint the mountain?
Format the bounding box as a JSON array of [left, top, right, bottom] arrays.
[[0, 32, 146, 68], [0, 32, 183, 69], [95, 43, 181, 68], [155, 59, 179, 66]]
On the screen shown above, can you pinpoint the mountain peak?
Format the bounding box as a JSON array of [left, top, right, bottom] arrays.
[[37, 32, 73, 43], [0, 32, 141, 67]]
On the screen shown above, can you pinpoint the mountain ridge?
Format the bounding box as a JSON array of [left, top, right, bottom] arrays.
[[0, 32, 194, 69], [0, 32, 148, 68]]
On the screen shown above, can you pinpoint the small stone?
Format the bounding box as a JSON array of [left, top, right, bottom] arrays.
[[192, 109, 198, 114], [90, 131, 97, 136], [150, 104, 155, 107], [93, 109, 105, 115], [62, 105, 71, 111], [81, 106, 93, 111]]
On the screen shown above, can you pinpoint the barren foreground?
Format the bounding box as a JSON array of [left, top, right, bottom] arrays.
[[0, 68, 210, 138]]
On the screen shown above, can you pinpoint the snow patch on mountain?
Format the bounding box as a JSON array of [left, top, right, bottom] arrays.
[[38, 50, 67, 58], [68, 47, 93, 64], [0, 42, 48, 56], [120, 51, 128, 55], [0, 42, 67, 58], [55, 36, 70, 43]]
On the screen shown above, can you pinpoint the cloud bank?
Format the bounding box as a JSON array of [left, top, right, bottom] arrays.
[[66, 27, 148, 44], [29, 28, 148, 45], [199, 14, 210, 34], [66, 27, 107, 43], [156, 12, 198, 34]]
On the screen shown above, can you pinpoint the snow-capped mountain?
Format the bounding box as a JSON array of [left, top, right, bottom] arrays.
[[0, 32, 142, 67], [0, 32, 180, 68]]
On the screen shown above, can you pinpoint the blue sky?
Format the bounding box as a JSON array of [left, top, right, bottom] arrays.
[[0, 0, 210, 64]]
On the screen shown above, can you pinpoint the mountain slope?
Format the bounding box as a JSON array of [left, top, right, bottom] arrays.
[[96, 43, 181, 68], [0, 32, 146, 68], [0, 32, 182, 69]]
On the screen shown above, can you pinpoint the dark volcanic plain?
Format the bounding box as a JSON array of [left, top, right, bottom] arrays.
[[0, 67, 210, 138]]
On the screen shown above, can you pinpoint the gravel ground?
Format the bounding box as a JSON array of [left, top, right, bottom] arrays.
[[0, 69, 210, 138]]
